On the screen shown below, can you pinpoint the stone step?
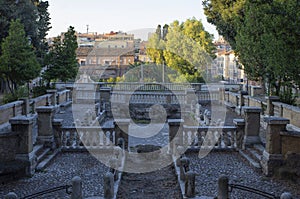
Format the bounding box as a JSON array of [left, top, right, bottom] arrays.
[[36, 147, 51, 163], [32, 144, 44, 157], [36, 149, 59, 171], [239, 150, 261, 170], [247, 148, 262, 162], [253, 144, 265, 154]]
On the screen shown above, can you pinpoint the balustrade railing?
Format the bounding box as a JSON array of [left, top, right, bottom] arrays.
[[60, 126, 115, 150], [183, 126, 237, 149]]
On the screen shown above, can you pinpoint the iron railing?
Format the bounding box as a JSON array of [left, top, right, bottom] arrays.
[[20, 185, 72, 199], [229, 184, 280, 199]]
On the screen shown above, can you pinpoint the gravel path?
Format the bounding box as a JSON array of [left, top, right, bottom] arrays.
[[0, 153, 109, 199], [186, 152, 300, 198]]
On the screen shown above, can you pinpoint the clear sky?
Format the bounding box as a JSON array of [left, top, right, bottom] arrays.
[[48, 0, 219, 40]]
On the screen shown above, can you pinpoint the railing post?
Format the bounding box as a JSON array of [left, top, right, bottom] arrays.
[[219, 88, 225, 105], [280, 192, 293, 199], [9, 115, 36, 177], [104, 172, 114, 199], [20, 98, 29, 116], [36, 106, 55, 148], [180, 157, 190, 181], [242, 107, 262, 148], [185, 171, 196, 198], [218, 175, 229, 199], [52, 119, 63, 148], [4, 192, 18, 199], [168, 119, 184, 154], [261, 117, 289, 176], [185, 88, 196, 112], [265, 96, 280, 116], [47, 89, 57, 106], [233, 119, 245, 150], [114, 119, 130, 150], [100, 87, 112, 117], [71, 176, 83, 199]]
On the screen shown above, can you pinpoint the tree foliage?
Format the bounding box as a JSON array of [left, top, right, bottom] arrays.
[[147, 18, 215, 82], [0, 19, 41, 93], [43, 26, 78, 84], [0, 0, 51, 63], [203, 0, 300, 98]]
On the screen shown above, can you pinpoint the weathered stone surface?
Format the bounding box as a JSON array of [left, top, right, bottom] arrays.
[[0, 132, 18, 161]]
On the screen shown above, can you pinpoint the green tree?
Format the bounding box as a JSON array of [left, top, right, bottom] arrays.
[[0, 19, 40, 93], [147, 18, 215, 82], [203, 0, 245, 49], [235, 0, 300, 96], [43, 26, 78, 84]]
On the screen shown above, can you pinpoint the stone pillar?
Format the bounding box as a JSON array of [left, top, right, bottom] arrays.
[[168, 119, 184, 154], [47, 89, 57, 106], [185, 171, 196, 198], [52, 119, 63, 148], [265, 96, 280, 116], [218, 175, 229, 199], [243, 107, 262, 148], [237, 91, 248, 115], [114, 119, 130, 150], [100, 87, 112, 117], [36, 106, 55, 148], [261, 117, 289, 176], [9, 115, 36, 177], [71, 176, 82, 199], [180, 157, 190, 181], [233, 119, 245, 150], [4, 192, 18, 199], [104, 172, 114, 199]]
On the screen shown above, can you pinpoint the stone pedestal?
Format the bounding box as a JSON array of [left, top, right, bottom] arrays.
[[243, 107, 262, 148], [265, 96, 280, 116], [168, 119, 184, 154], [233, 119, 245, 149], [114, 119, 130, 150], [9, 115, 36, 176], [36, 106, 55, 148], [261, 117, 289, 176], [185, 88, 196, 108]]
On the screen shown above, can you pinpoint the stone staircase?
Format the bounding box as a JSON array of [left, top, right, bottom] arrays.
[[239, 144, 265, 170], [33, 145, 59, 171]]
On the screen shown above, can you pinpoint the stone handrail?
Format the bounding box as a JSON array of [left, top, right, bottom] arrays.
[[60, 126, 115, 150], [183, 126, 238, 150]]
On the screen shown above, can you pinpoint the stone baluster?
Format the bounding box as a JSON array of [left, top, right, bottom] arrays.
[[233, 119, 245, 149], [9, 115, 36, 177], [168, 119, 184, 154], [261, 117, 289, 176], [71, 176, 83, 199], [114, 119, 130, 150], [219, 88, 225, 105], [242, 107, 262, 148], [185, 88, 196, 112], [36, 106, 55, 148]]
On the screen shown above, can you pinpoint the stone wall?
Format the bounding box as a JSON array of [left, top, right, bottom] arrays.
[[0, 132, 17, 162], [281, 131, 300, 156], [0, 101, 23, 125]]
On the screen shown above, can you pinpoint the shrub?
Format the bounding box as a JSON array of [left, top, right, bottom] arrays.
[[3, 86, 28, 103]]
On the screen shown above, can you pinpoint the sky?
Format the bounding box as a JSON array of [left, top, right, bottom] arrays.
[[47, 0, 219, 41]]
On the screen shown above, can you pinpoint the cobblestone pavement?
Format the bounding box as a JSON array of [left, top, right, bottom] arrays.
[[3, 105, 298, 198], [0, 153, 109, 199], [187, 152, 300, 198]]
